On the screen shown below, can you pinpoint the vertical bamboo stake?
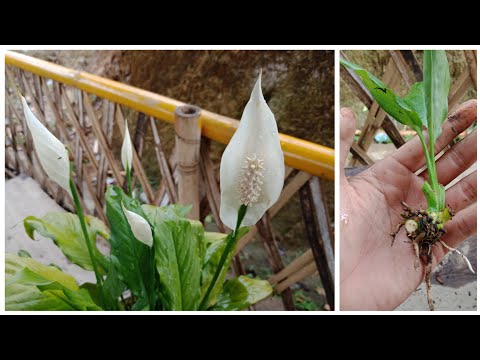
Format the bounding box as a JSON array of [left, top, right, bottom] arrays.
[[175, 105, 201, 220]]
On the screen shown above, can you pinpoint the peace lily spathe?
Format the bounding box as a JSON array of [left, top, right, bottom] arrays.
[[121, 120, 133, 172], [21, 95, 72, 197], [121, 202, 153, 247], [220, 73, 285, 229]]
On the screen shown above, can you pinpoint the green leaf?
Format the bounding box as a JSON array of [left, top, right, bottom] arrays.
[[6, 253, 78, 289], [141, 204, 191, 224], [86, 215, 110, 241], [340, 58, 423, 130], [24, 213, 108, 272], [10, 268, 101, 310], [6, 283, 72, 311], [211, 276, 272, 311], [102, 257, 126, 310], [200, 227, 249, 308], [190, 219, 206, 262], [424, 50, 451, 141], [403, 82, 427, 128], [204, 231, 229, 245], [105, 186, 155, 310], [5, 254, 100, 311], [153, 212, 203, 310], [80, 282, 103, 308]]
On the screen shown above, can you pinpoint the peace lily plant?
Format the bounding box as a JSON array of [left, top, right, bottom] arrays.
[[341, 50, 474, 310], [6, 72, 282, 311]]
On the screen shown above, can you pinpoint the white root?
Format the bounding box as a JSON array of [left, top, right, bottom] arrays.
[[440, 240, 475, 274], [413, 242, 420, 270], [405, 219, 418, 234]]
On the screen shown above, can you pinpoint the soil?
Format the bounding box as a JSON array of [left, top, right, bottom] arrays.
[[391, 202, 452, 311]]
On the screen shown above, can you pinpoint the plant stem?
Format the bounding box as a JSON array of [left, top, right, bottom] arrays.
[[69, 178, 104, 307], [126, 165, 133, 197], [427, 129, 439, 189], [199, 205, 247, 310], [418, 131, 437, 188]]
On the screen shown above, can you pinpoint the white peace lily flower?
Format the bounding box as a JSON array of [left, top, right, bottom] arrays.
[[21, 95, 72, 197], [121, 120, 133, 172], [121, 202, 153, 247], [220, 72, 285, 229]]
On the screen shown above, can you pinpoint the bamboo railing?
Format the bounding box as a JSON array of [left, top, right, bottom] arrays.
[[5, 51, 335, 310]]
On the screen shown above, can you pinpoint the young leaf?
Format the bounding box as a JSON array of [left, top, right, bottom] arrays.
[[105, 186, 155, 310], [423, 50, 451, 142], [340, 58, 423, 131], [24, 213, 108, 272], [211, 276, 272, 311], [403, 82, 427, 128]]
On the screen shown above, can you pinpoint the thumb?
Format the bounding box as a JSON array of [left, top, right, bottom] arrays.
[[340, 108, 357, 172]]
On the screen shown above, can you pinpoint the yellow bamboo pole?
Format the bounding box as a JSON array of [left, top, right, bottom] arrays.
[[6, 51, 334, 179]]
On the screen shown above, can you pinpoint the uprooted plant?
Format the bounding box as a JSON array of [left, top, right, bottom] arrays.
[[6, 72, 283, 311], [341, 50, 475, 311]]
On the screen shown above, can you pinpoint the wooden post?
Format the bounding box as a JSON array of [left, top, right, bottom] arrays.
[[299, 178, 335, 310], [175, 105, 201, 220]]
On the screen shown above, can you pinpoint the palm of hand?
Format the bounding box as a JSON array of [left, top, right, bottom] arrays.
[[340, 100, 477, 311], [341, 158, 431, 311]]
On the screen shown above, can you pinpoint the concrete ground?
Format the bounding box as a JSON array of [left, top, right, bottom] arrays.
[[397, 235, 477, 311]]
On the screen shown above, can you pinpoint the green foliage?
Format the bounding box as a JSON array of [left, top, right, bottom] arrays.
[[212, 276, 272, 311], [104, 186, 155, 310], [24, 213, 108, 272], [424, 50, 451, 142], [8, 186, 272, 311], [201, 227, 250, 308], [294, 290, 319, 311], [341, 51, 452, 215], [152, 210, 204, 310], [5, 254, 100, 311], [403, 82, 427, 128], [340, 58, 423, 131]]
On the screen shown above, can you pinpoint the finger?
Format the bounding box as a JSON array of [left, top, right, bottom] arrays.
[[419, 129, 477, 185], [340, 108, 357, 173], [391, 99, 477, 172], [444, 171, 477, 212], [434, 204, 476, 260]]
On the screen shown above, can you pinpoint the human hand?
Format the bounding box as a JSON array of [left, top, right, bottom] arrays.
[[340, 100, 477, 311]]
